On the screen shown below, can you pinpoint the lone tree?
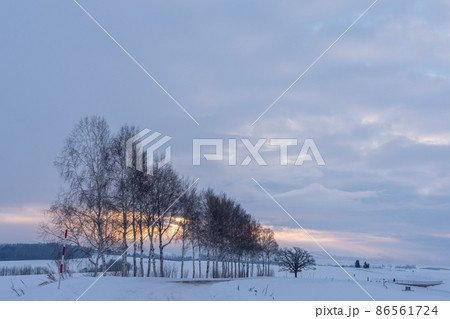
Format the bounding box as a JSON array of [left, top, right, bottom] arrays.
[[278, 247, 315, 278], [355, 260, 361, 268], [363, 261, 370, 269]]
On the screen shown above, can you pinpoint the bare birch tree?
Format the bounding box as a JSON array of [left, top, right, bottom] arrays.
[[149, 162, 182, 277], [111, 125, 139, 277], [177, 179, 200, 278], [50, 116, 115, 275]]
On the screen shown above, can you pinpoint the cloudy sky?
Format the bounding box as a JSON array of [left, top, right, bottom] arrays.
[[1, 0, 450, 266]]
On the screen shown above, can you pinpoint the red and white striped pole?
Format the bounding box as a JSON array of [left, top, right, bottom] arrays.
[[57, 229, 68, 290]]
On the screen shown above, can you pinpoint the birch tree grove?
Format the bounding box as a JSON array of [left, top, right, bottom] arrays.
[[43, 116, 281, 278]]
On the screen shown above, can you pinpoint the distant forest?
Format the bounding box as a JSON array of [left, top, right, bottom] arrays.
[[0, 243, 87, 261]]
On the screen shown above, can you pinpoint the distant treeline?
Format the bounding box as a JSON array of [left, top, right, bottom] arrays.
[[0, 243, 88, 261]]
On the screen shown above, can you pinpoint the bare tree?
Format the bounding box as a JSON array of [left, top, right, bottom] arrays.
[[259, 228, 278, 276], [111, 125, 139, 277], [177, 179, 200, 278], [278, 247, 315, 278], [48, 116, 116, 276], [149, 162, 182, 277]]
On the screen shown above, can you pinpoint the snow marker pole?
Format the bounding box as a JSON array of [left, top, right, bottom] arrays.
[[57, 229, 68, 290]]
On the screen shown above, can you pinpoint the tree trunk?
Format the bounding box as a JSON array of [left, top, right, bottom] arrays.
[[206, 248, 210, 279], [139, 214, 144, 277], [192, 244, 196, 279], [103, 210, 109, 272], [246, 255, 249, 278], [262, 258, 265, 277], [94, 254, 99, 277], [152, 245, 157, 277], [238, 256, 241, 278], [257, 259, 260, 276], [180, 226, 186, 279], [101, 249, 106, 274], [159, 231, 164, 277], [97, 210, 106, 274], [198, 244, 202, 278], [121, 208, 128, 277], [132, 210, 137, 277], [221, 257, 225, 278], [147, 225, 154, 277], [215, 251, 219, 278]]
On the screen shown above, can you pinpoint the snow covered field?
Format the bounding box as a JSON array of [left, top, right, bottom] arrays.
[[1, 259, 449, 301]]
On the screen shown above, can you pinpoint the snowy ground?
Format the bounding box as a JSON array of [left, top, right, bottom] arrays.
[[1, 259, 449, 301]]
